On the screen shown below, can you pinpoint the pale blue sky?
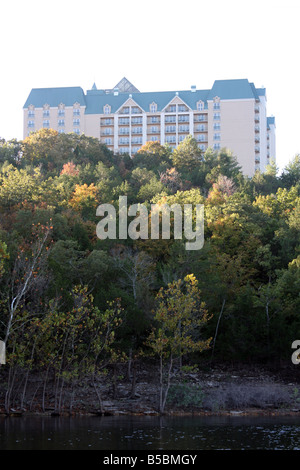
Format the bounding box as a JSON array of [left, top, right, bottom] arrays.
[[1, 0, 299, 173]]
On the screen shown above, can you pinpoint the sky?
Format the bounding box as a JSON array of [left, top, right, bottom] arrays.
[[0, 0, 299, 174]]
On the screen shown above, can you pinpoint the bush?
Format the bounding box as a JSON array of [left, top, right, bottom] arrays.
[[166, 383, 204, 408]]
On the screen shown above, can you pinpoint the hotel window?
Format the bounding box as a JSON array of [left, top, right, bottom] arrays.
[[132, 117, 142, 124], [150, 136, 159, 142], [28, 120, 35, 128], [105, 118, 113, 125], [43, 120, 50, 128], [213, 102, 220, 110], [165, 115, 176, 123], [58, 129, 65, 134], [167, 105, 176, 113], [58, 119, 65, 126], [119, 127, 129, 135], [73, 108, 80, 116], [165, 125, 176, 133], [43, 110, 50, 118], [166, 135, 176, 143], [120, 117, 129, 125], [104, 138, 112, 145], [122, 107, 130, 114], [73, 118, 80, 126], [73, 128, 80, 135], [150, 103, 157, 113], [104, 105, 111, 114], [28, 110, 35, 118], [178, 105, 187, 112], [213, 133, 221, 141], [132, 107, 141, 114], [197, 101, 204, 111], [104, 128, 112, 135], [213, 143, 220, 150], [213, 113, 220, 120], [213, 123, 221, 130], [151, 126, 158, 134], [132, 127, 142, 134], [58, 109, 65, 117]]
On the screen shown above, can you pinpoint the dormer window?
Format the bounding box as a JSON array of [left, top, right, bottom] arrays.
[[43, 104, 50, 118], [104, 105, 111, 115], [213, 97, 220, 110], [150, 102, 157, 113], [58, 103, 65, 117], [197, 101, 204, 111], [28, 105, 35, 118]]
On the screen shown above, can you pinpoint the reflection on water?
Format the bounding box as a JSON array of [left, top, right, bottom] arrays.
[[0, 415, 299, 450]]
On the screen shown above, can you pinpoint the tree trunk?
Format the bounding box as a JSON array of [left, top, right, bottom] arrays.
[[211, 297, 226, 362]]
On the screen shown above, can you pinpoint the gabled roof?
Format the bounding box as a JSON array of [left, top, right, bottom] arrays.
[[23, 87, 86, 108], [23, 79, 267, 113], [113, 77, 140, 93], [85, 89, 210, 114]]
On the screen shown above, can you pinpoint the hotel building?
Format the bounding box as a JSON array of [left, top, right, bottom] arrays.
[[23, 77, 276, 176]]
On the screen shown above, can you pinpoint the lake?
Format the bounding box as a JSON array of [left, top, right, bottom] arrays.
[[0, 414, 299, 451]]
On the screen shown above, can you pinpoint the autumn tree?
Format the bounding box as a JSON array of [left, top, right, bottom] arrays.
[[147, 274, 211, 413]]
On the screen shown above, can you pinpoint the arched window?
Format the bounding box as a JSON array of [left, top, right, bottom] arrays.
[[150, 102, 157, 113]]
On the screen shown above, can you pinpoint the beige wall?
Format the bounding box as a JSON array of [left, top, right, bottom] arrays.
[[24, 105, 85, 137], [85, 114, 101, 139], [208, 99, 256, 176]]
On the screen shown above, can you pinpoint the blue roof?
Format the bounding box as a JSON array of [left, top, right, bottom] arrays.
[[84, 89, 210, 114], [23, 79, 266, 113], [207, 79, 259, 100], [267, 116, 275, 127], [23, 87, 86, 108]]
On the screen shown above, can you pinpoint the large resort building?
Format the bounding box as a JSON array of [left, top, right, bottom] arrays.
[[23, 77, 276, 176]]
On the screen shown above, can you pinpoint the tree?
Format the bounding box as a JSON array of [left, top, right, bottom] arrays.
[[172, 135, 202, 173], [280, 154, 300, 189], [147, 274, 211, 413], [0, 240, 9, 278], [1, 223, 52, 362]]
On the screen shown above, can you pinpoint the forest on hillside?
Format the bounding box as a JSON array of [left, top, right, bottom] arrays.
[[0, 129, 299, 413]]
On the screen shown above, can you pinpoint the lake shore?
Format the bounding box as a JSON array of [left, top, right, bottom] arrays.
[[1, 362, 299, 418]]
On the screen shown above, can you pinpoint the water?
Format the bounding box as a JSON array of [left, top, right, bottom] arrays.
[[0, 415, 299, 450]]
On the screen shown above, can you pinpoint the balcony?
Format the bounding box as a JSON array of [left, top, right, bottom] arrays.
[[165, 126, 176, 133], [194, 115, 207, 122], [132, 128, 143, 134], [119, 129, 130, 135]]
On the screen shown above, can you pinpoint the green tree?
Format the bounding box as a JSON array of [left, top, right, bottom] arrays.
[[147, 274, 211, 413]]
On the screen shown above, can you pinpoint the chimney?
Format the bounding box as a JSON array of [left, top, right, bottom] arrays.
[[191, 85, 196, 92]]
